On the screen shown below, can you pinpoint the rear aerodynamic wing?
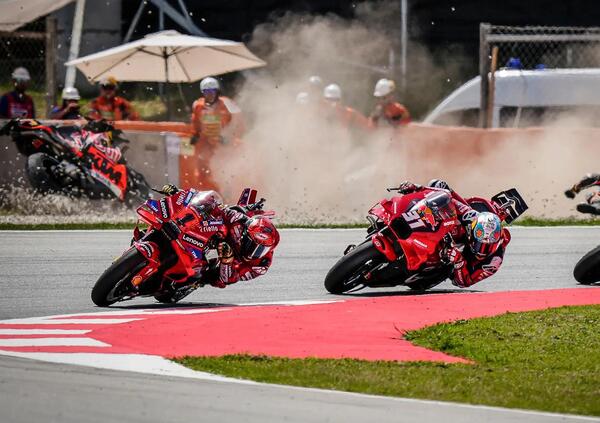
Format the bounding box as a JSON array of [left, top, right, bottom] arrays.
[[492, 188, 528, 224]]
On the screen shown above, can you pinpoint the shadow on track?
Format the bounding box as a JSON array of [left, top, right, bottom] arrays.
[[108, 302, 237, 310], [338, 288, 483, 297]]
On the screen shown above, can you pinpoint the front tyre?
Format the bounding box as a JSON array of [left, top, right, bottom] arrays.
[[574, 245, 600, 285], [324, 242, 384, 294], [91, 248, 147, 306]]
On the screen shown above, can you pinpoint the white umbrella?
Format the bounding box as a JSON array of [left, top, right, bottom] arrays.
[[65, 30, 266, 83]]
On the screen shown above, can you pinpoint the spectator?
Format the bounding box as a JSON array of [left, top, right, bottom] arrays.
[[0, 67, 35, 119], [49, 87, 82, 120], [322, 83, 369, 130], [369, 78, 410, 128], [87, 76, 139, 121]]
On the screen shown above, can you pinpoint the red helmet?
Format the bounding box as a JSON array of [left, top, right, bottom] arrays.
[[241, 216, 280, 260]]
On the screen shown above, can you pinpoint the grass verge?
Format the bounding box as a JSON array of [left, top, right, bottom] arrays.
[[174, 305, 600, 417]]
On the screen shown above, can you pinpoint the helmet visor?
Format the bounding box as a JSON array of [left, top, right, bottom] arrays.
[[242, 235, 270, 260]]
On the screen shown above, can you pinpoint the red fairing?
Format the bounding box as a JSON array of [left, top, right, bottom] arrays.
[[368, 188, 463, 271]]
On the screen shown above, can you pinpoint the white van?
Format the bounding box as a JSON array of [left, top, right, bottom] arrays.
[[423, 68, 600, 128]]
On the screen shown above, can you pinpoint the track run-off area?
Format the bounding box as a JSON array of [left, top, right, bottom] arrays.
[[1, 227, 600, 423]]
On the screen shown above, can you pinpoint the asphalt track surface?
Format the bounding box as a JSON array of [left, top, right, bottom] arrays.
[[1, 228, 600, 423]]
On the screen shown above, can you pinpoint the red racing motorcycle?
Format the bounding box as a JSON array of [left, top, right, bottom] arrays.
[[324, 187, 527, 294], [92, 188, 272, 306]]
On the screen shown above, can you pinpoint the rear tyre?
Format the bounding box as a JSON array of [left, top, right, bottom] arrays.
[[573, 245, 600, 285], [26, 153, 63, 194], [91, 248, 147, 306], [324, 242, 384, 294]]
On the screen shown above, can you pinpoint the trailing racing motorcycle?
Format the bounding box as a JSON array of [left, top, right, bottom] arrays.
[[91, 187, 272, 306], [324, 186, 528, 294], [0, 118, 151, 203]]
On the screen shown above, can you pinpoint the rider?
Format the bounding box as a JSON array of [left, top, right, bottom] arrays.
[[564, 173, 600, 215], [398, 179, 509, 288], [161, 184, 279, 288]]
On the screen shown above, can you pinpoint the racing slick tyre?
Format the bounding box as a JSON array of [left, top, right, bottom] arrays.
[[324, 242, 384, 294], [26, 153, 63, 194], [573, 245, 600, 285], [91, 248, 147, 306]]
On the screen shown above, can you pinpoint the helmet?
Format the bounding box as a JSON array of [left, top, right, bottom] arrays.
[[468, 212, 502, 258], [323, 83, 341, 100], [427, 179, 450, 190], [296, 91, 309, 105], [200, 77, 220, 92], [11, 67, 31, 82], [62, 87, 81, 100], [373, 78, 395, 97], [241, 216, 280, 260], [99, 76, 118, 88], [308, 75, 323, 87]]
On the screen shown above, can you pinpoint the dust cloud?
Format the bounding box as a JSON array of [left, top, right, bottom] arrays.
[[211, 5, 598, 223]]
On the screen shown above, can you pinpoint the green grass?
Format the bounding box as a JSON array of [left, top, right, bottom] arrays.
[[516, 216, 600, 226], [175, 305, 600, 416]]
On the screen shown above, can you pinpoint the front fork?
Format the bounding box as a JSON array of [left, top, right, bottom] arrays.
[[132, 240, 161, 288], [371, 232, 398, 262]]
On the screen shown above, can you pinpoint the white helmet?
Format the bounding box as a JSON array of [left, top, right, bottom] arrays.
[[323, 83, 342, 100], [200, 77, 220, 92], [373, 78, 396, 97], [308, 75, 323, 87], [296, 91, 309, 105], [11, 67, 30, 82], [62, 87, 80, 100]]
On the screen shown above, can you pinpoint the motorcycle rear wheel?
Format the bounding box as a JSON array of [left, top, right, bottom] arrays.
[[91, 248, 147, 306], [573, 245, 600, 285], [26, 153, 63, 194], [324, 242, 384, 294]]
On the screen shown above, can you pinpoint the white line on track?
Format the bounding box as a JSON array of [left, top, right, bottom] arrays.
[[0, 329, 91, 335], [0, 318, 143, 325], [0, 338, 109, 347]]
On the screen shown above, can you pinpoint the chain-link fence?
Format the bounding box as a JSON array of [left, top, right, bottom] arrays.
[[479, 24, 600, 127], [0, 18, 57, 118]]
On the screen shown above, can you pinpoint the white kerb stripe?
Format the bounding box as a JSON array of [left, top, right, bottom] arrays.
[[0, 318, 142, 325], [0, 329, 91, 335], [0, 338, 109, 347]]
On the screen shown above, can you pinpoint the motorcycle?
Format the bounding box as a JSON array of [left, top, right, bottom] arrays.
[[0, 118, 151, 203], [91, 187, 273, 307], [324, 187, 528, 294]]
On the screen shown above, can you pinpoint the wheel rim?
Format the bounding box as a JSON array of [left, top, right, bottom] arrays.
[[105, 262, 146, 303]]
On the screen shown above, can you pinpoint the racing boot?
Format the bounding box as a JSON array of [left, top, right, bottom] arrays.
[[576, 192, 600, 215]]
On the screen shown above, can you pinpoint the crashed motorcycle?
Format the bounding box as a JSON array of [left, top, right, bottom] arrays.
[[0, 118, 151, 202], [91, 188, 272, 306], [324, 187, 528, 294]]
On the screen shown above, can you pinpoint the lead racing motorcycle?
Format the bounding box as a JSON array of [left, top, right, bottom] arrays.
[[91, 188, 273, 306], [324, 186, 528, 294], [0, 118, 151, 203]]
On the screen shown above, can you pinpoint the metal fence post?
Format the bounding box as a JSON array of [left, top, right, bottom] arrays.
[[479, 23, 491, 128], [45, 16, 57, 117]]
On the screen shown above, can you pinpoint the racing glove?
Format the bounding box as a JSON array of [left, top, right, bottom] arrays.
[[441, 246, 465, 269], [398, 181, 421, 194], [161, 184, 179, 196], [218, 242, 234, 265]]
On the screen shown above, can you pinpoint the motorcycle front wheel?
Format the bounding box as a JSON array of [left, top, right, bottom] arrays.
[[91, 248, 147, 306], [573, 245, 600, 285], [324, 242, 385, 294]]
